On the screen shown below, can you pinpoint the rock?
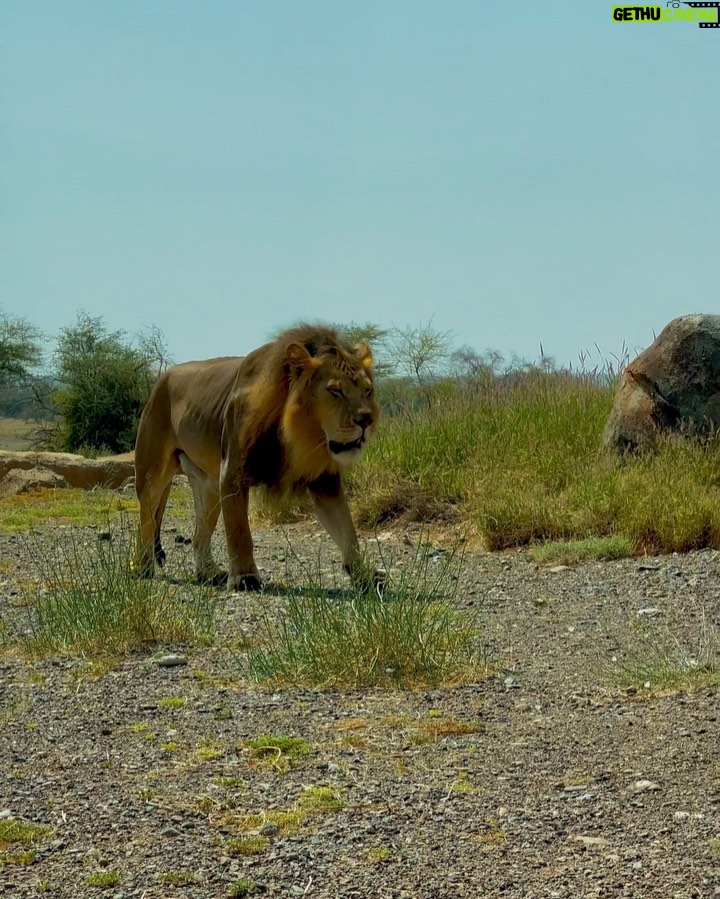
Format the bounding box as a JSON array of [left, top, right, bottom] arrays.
[[603, 314, 720, 453], [155, 654, 188, 668], [633, 779, 661, 792], [0, 467, 69, 498], [0, 450, 135, 490], [572, 835, 609, 848], [259, 822, 280, 836]]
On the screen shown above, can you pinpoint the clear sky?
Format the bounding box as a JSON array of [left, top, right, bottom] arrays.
[[2, 2, 718, 370]]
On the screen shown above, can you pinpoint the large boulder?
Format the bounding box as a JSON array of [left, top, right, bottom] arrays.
[[0, 451, 135, 490], [603, 314, 720, 453]]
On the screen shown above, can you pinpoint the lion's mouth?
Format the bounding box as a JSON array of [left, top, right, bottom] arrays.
[[328, 436, 364, 455]]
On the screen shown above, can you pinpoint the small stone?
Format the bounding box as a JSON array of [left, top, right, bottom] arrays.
[[161, 826, 182, 837], [259, 822, 280, 837], [547, 565, 571, 573], [572, 835, 609, 848], [0, 810, 12, 819], [633, 779, 660, 792], [155, 654, 188, 667], [637, 607, 661, 618]]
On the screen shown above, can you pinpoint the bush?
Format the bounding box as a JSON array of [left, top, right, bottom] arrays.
[[50, 314, 166, 454]]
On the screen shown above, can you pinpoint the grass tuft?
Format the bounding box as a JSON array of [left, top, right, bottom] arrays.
[[531, 535, 634, 565], [245, 540, 486, 689], [15, 525, 215, 656], [606, 608, 720, 694]]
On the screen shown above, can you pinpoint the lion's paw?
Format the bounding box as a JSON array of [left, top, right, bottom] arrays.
[[227, 573, 262, 593]]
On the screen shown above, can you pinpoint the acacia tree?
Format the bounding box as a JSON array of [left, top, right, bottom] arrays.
[[51, 314, 169, 454], [0, 313, 42, 387]]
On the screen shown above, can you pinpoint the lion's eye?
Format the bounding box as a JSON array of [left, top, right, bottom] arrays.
[[328, 386, 345, 398], [365, 386, 374, 398]]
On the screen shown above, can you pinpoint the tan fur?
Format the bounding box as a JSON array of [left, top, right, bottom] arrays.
[[134, 324, 379, 591]]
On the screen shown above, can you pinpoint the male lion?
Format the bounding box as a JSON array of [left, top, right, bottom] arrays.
[[134, 324, 379, 591]]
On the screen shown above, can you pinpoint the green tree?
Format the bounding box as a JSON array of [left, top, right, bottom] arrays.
[[52, 314, 166, 454]]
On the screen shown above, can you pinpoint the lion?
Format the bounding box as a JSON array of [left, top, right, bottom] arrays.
[[134, 323, 379, 592]]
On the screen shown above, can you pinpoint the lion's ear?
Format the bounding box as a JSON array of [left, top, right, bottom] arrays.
[[286, 342, 321, 379], [355, 340, 374, 371]]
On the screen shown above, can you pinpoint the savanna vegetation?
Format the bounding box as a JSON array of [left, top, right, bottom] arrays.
[[1, 312, 719, 690]]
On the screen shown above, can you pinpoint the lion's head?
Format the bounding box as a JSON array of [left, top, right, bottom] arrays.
[[280, 333, 379, 476]]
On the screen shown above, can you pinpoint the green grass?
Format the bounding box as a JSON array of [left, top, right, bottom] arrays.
[[228, 878, 258, 897], [531, 535, 634, 565], [349, 371, 720, 554], [0, 487, 139, 532], [0, 819, 52, 849], [245, 539, 486, 689], [243, 735, 311, 771], [86, 871, 121, 887], [16, 525, 216, 656]]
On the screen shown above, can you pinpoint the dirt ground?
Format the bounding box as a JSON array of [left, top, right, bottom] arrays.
[[1, 510, 720, 899]]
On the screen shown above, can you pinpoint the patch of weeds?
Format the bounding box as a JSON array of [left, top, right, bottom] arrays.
[[136, 787, 156, 803], [160, 741, 180, 753], [605, 608, 720, 694], [212, 776, 245, 789], [478, 817, 507, 846], [86, 870, 122, 887], [224, 836, 269, 856], [160, 870, 198, 885], [228, 879, 257, 898], [419, 713, 483, 741], [449, 772, 473, 793], [246, 538, 487, 689], [131, 722, 150, 733], [298, 785, 344, 812], [17, 524, 216, 656], [233, 809, 304, 835], [531, 535, 634, 566], [214, 703, 234, 721], [0, 849, 36, 866], [195, 737, 228, 762], [366, 846, 393, 863], [243, 735, 311, 772], [708, 838, 720, 858], [0, 819, 52, 848], [158, 697, 186, 709]]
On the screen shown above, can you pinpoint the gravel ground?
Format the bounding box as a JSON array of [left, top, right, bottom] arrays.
[[1, 509, 720, 899]]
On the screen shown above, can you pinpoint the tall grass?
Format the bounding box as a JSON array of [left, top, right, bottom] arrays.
[[350, 370, 720, 554]]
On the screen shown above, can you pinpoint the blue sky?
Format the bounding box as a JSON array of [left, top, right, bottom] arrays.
[[2, 1, 718, 370]]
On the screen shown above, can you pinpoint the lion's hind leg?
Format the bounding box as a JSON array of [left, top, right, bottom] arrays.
[[179, 453, 226, 586], [135, 453, 179, 579]]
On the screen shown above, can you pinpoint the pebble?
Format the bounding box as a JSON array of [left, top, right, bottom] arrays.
[[637, 607, 661, 617]]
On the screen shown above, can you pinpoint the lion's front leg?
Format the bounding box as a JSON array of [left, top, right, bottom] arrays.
[[309, 479, 382, 592], [220, 474, 261, 592]]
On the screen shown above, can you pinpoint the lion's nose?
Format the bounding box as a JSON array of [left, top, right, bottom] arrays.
[[354, 411, 374, 430]]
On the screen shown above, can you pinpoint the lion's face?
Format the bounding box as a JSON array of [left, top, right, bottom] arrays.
[[284, 340, 379, 470]]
